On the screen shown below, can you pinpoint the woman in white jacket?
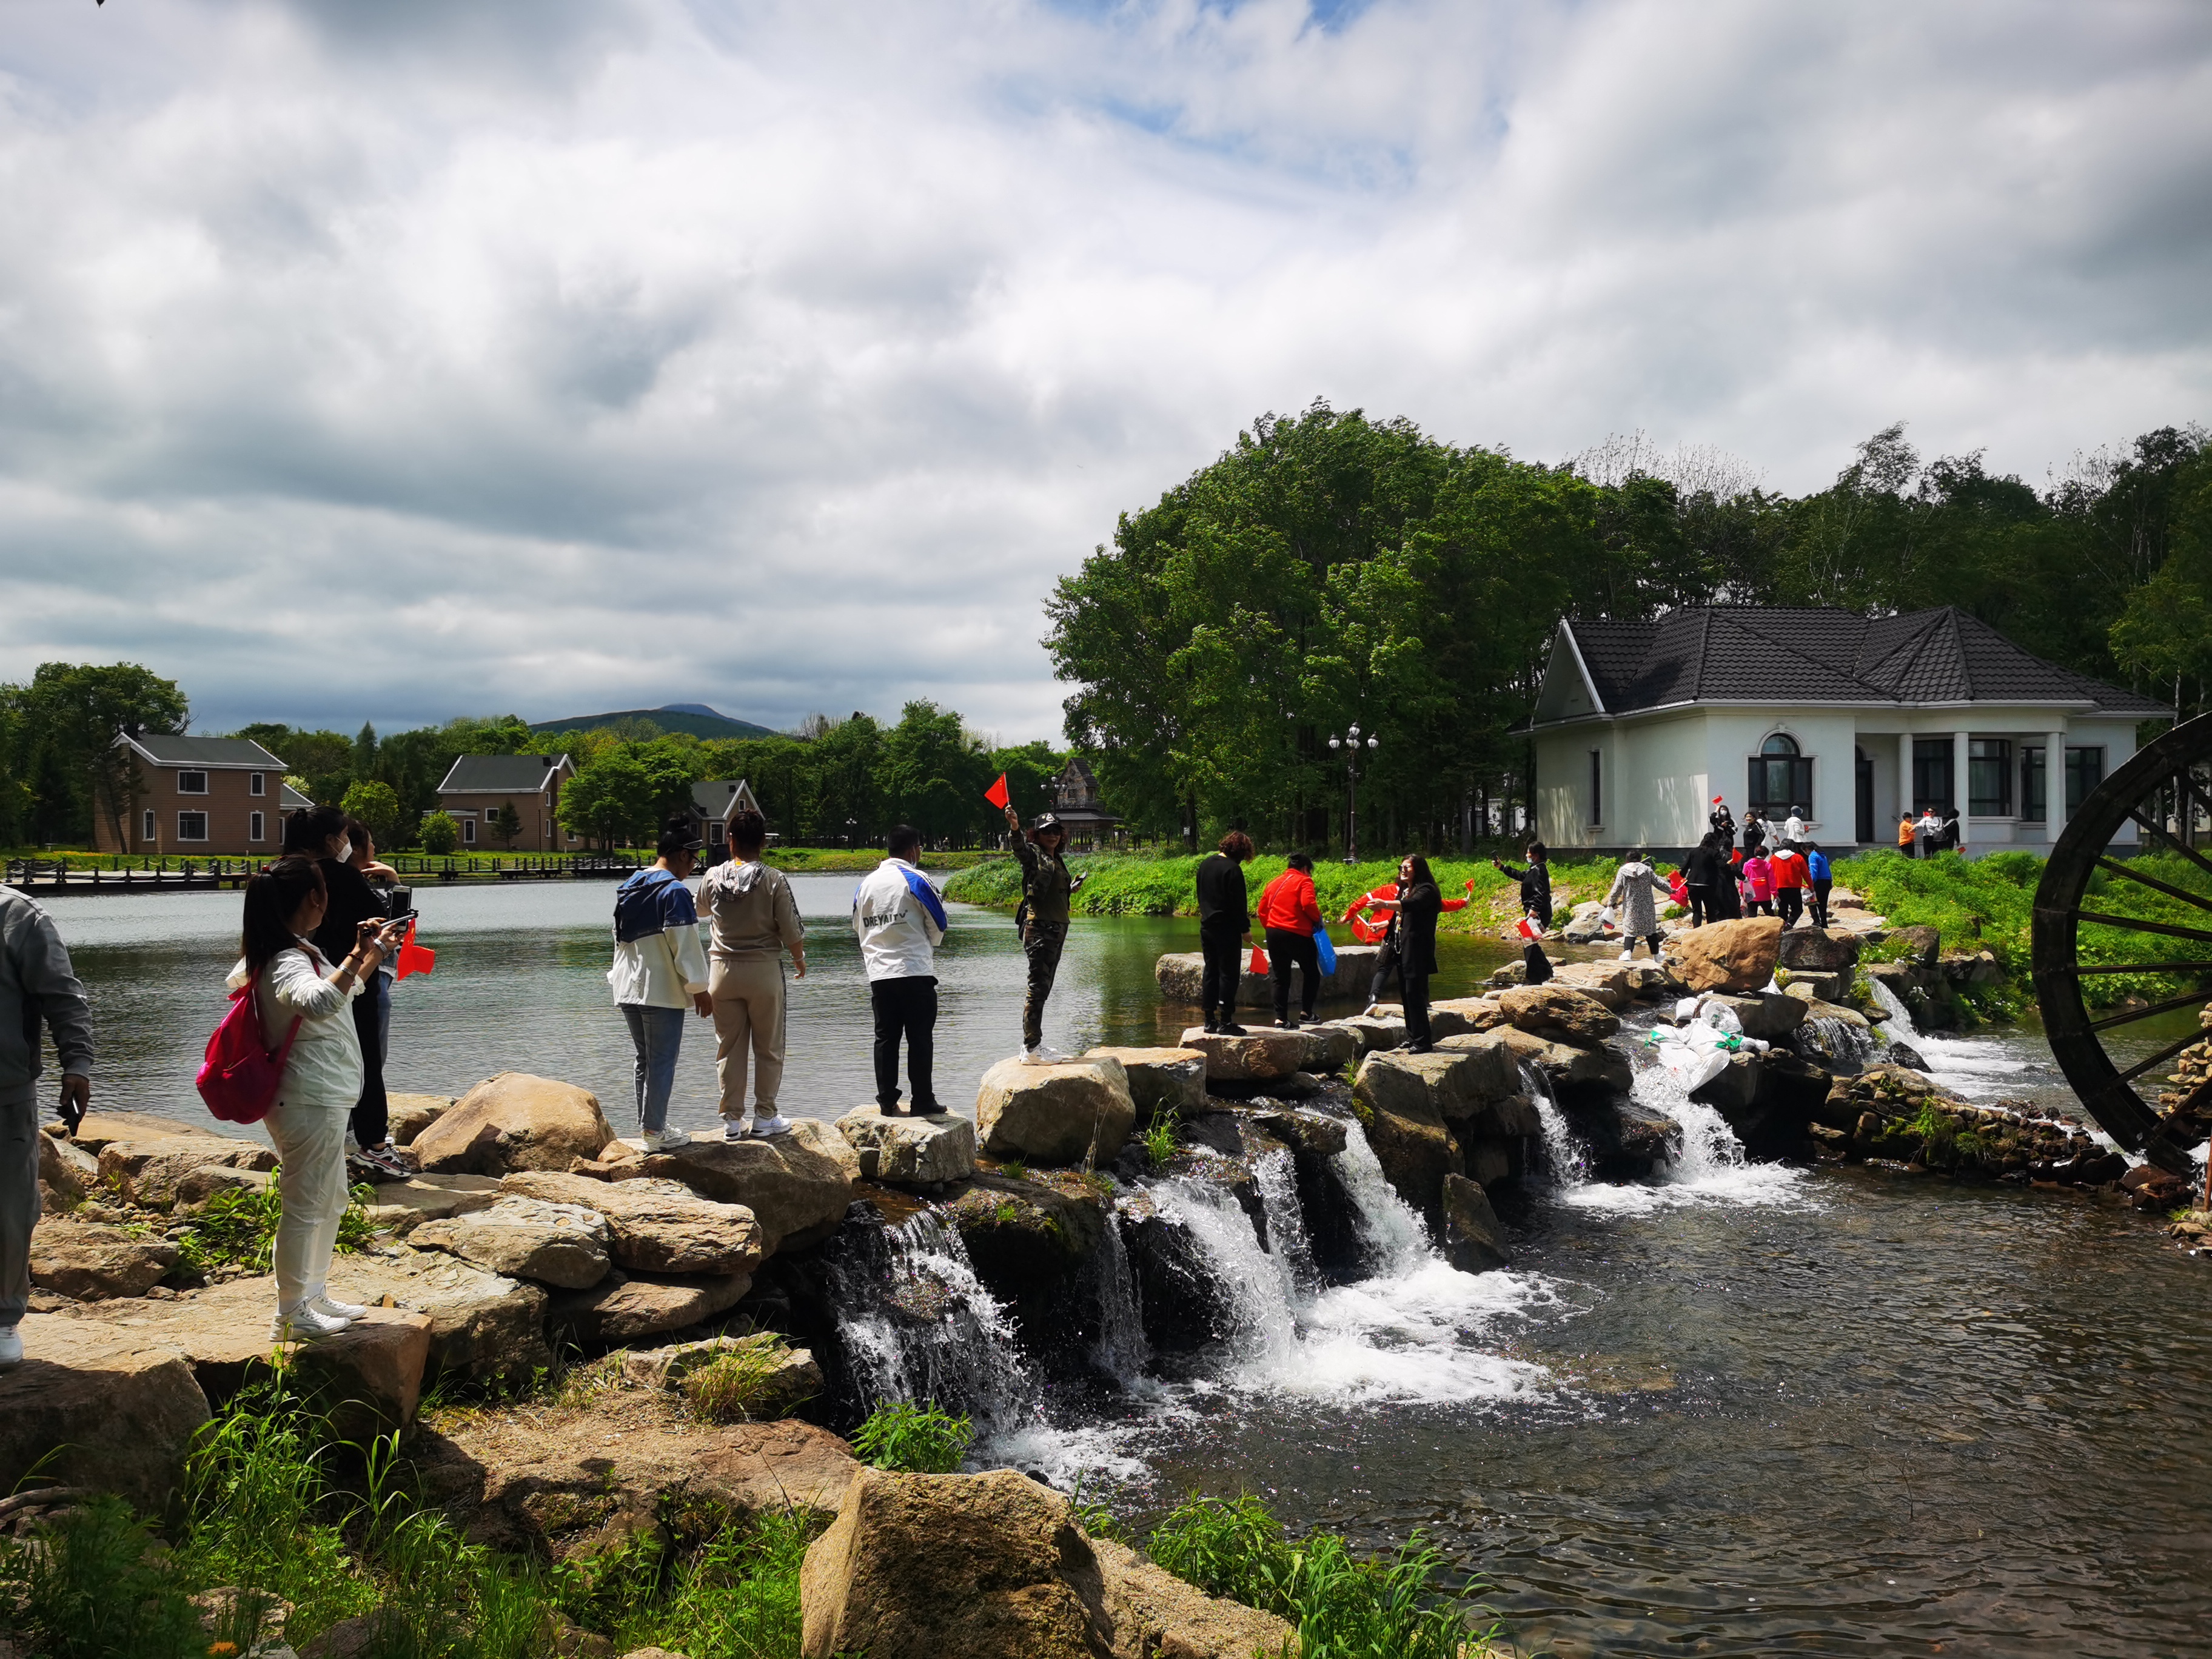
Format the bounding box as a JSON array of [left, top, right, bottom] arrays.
[[229, 856, 405, 1341]]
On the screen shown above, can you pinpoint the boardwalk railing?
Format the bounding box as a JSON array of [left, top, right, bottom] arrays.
[[5, 852, 648, 894]]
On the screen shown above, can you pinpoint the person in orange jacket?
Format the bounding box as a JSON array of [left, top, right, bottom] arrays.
[[1256, 851, 1326, 1028]]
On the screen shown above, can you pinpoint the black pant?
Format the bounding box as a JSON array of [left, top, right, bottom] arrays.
[[1776, 888, 1803, 928], [1199, 925, 1244, 1027], [1370, 939, 1403, 1005], [1522, 942, 1553, 985], [1266, 927, 1320, 1022], [349, 981, 388, 1147], [1021, 922, 1065, 1049], [870, 976, 937, 1111], [1811, 879, 1832, 929], [1404, 969, 1432, 1047], [1687, 886, 1712, 927]]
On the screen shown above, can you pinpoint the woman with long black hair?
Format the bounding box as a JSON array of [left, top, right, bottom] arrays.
[[1374, 853, 1444, 1053], [285, 806, 405, 1178], [229, 856, 405, 1341]]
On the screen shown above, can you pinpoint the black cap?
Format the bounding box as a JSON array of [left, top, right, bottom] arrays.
[[657, 819, 705, 856], [1033, 813, 1064, 833]]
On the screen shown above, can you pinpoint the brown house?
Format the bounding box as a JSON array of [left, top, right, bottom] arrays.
[[685, 779, 767, 862], [96, 734, 290, 856], [434, 754, 577, 850]]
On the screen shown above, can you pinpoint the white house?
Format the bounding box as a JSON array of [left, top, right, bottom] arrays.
[[1526, 606, 2170, 856]]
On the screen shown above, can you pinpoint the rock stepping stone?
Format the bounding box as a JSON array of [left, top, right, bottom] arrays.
[[324, 1248, 552, 1385], [410, 1196, 612, 1290], [1175, 1026, 1310, 1082], [836, 1106, 979, 1185], [0, 1316, 211, 1509], [975, 1057, 1136, 1167], [500, 1170, 766, 1276], [1079, 1047, 1205, 1124], [1155, 943, 1382, 1008], [545, 1268, 753, 1346], [615, 1118, 858, 1253], [410, 1072, 619, 1177]]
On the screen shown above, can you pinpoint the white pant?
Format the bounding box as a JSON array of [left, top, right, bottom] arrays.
[[264, 1092, 350, 1309]]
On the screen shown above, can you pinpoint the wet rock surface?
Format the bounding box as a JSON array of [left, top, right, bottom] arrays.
[[1441, 1173, 1512, 1272]]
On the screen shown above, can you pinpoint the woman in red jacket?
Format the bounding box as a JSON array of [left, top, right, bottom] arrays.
[[1257, 851, 1326, 1029]]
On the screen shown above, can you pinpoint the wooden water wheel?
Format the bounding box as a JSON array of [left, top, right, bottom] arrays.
[[2031, 711, 2212, 1175]]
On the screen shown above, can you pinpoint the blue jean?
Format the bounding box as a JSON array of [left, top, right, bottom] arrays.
[[620, 1004, 686, 1133]]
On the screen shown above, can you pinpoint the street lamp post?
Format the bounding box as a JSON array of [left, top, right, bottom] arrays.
[[1327, 725, 1380, 863]]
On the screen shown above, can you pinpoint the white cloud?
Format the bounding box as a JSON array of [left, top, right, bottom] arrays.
[[0, 0, 2207, 737]]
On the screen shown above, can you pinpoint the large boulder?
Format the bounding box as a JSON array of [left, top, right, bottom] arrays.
[[386, 1093, 454, 1146], [1490, 1025, 1634, 1105], [1082, 1047, 1207, 1124], [431, 1413, 860, 1558], [976, 1057, 1136, 1167], [358, 1174, 505, 1236], [1547, 959, 1640, 1009], [500, 1171, 766, 1277], [0, 1317, 210, 1510], [409, 1073, 618, 1176], [1175, 1026, 1310, 1082], [623, 1119, 859, 1253], [324, 1247, 551, 1384], [1352, 1052, 1466, 1222], [1428, 998, 1510, 1040], [1441, 1173, 1512, 1273], [1661, 916, 1784, 993], [410, 1198, 612, 1290], [800, 1467, 1295, 1659], [1704, 992, 1808, 1042], [1569, 1096, 1680, 1170], [836, 1105, 979, 1185], [97, 1137, 278, 1209], [37, 1130, 98, 1212], [29, 1219, 179, 1299], [545, 1269, 752, 1345], [1497, 983, 1621, 1044], [1777, 928, 1861, 973], [947, 1173, 1108, 1318]]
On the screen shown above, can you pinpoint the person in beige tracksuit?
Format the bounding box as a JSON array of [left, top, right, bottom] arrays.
[[700, 808, 806, 1138]]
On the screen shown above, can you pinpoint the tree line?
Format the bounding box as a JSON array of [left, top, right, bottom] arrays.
[[0, 682, 1067, 853], [1047, 404, 2211, 853]]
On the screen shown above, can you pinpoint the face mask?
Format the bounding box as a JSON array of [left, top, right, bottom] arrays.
[[334, 839, 353, 864]]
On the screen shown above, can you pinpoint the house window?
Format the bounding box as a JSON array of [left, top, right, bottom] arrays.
[[1749, 734, 1814, 813], [250, 811, 265, 842], [1968, 739, 2013, 816], [1587, 750, 1602, 826], [2022, 746, 2046, 822], [176, 811, 209, 842], [461, 817, 478, 844], [177, 770, 209, 795], [2066, 747, 2103, 814], [142, 808, 156, 842], [249, 772, 266, 796], [709, 821, 726, 845], [1911, 739, 1954, 813]]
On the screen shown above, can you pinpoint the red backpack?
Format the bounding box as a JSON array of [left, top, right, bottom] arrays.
[[196, 974, 303, 1125]]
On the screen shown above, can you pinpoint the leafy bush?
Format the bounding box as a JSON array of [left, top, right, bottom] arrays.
[[1147, 1493, 1497, 1659], [172, 1175, 379, 1276], [850, 1400, 974, 1474]]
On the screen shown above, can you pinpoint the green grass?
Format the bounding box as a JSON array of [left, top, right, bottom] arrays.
[[170, 1175, 381, 1277], [680, 1337, 803, 1424], [1141, 1110, 1180, 1172], [1145, 1493, 1502, 1659], [849, 1401, 974, 1474]]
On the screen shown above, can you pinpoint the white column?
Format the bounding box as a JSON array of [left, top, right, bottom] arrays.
[[2046, 726, 2066, 843], [1896, 731, 1914, 833], [1952, 729, 1971, 851]]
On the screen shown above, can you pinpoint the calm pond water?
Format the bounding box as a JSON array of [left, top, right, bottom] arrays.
[[28, 882, 2212, 1658]]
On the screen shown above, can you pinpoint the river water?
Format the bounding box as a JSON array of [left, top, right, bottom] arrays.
[[31, 882, 2212, 1657]]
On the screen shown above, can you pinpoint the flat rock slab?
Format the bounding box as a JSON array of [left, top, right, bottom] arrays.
[[615, 1118, 859, 1253], [98, 1138, 278, 1208], [837, 1106, 979, 1185], [0, 1315, 211, 1510], [1427, 997, 1509, 1041], [358, 1174, 505, 1236], [1081, 1047, 1206, 1124], [410, 1072, 618, 1177], [1330, 1014, 1406, 1055], [501, 1170, 766, 1276], [324, 1247, 551, 1384], [1498, 983, 1621, 1042], [52, 1111, 228, 1153], [434, 1411, 860, 1558], [30, 1218, 179, 1299], [975, 1057, 1135, 1167], [1155, 944, 1380, 1008], [411, 1197, 612, 1289], [546, 1267, 752, 1345], [1175, 1026, 1309, 1082]]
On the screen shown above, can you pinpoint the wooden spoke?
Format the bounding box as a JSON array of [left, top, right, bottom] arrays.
[[2063, 908, 2212, 947], [2126, 807, 2212, 885], [2061, 960, 2212, 976], [2116, 1026, 2212, 1088], [2089, 984, 2212, 1031], [2093, 854, 2212, 917]]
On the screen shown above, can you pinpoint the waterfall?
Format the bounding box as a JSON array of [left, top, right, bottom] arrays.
[[1866, 975, 1918, 1037], [1794, 1014, 1879, 1070], [1090, 1209, 1150, 1382], [1328, 1118, 1430, 1272], [1251, 1145, 1318, 1287], [1521, 1059, 1591, 1188], [828, 1211, 1037, 1433], [1149, 1176, 1301, 1369]]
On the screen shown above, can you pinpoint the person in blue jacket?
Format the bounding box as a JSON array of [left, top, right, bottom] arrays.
[[1805, 842, 1834, 929]]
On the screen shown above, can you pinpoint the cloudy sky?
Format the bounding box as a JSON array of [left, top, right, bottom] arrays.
[[2, 1, 2208, 742]]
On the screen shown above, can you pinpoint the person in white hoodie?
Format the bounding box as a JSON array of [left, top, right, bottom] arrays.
[[228, 856, 407, 1342], [700, 808, 806, 1139], [609, 820, 713, 1150], [852, 824, 948, 1116]]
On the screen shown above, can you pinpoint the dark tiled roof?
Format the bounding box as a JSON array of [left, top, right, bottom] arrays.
[[1560, 606, 2170, 719], [690, 780, 752, 817], [127, 734, 286, 768], [438, 754, 569, 793]]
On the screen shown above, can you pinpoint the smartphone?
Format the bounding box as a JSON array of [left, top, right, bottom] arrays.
[[381, 909, 420, 930]]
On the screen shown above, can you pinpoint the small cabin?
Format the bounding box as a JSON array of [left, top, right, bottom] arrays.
[[434, 753, 576, 850]]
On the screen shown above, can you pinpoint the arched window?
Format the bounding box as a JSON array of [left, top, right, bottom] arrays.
[[1750, 732, 1814, 813]]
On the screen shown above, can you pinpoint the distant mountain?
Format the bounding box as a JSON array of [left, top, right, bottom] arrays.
[[530, 703, 787, 742]]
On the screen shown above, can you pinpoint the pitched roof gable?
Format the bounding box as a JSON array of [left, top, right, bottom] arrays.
[[438, 754, 572, 793], [121, 734, 286, 769]]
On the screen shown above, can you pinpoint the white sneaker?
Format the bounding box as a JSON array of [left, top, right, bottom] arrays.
[[0, 1326, 22, 1367], [1618, 948, 1636, 961], [719, 1117, 748, 1141], [310, 1292, 369, 1321], [750, 1114, 794, 1138], [271, 1302, 350, 1342], [642, 1126, 693, 1151], [1023, 1045, 1070, 1065]]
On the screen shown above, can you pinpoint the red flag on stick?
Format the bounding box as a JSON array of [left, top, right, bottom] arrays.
[[984, 773, 1010, 809], [395, 920, 436, 981]]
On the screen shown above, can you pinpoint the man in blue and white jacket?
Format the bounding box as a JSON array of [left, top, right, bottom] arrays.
[[609, 820, 712, 1150], [852, 824, 948, 1116]]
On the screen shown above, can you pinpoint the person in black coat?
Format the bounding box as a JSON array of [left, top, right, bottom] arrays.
[[1740, 809, 1768, 857], [1375, 853, 1443, 1053], [1682, 833, 1728, 927], [1492, 842, 1552, 933], [1709, 799, 1737, 847], [287, 805, 404, 1178], [1193, 831, 1255, 1035]]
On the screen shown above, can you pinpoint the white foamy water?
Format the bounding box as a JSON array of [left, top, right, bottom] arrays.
[[1912, 1032, 2037, 1099]]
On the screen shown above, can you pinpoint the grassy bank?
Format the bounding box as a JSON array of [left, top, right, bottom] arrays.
[[944, 851, 1625, 936]]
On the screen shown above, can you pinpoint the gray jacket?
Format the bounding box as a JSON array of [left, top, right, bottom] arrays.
[[1, 888, 92, 1105]]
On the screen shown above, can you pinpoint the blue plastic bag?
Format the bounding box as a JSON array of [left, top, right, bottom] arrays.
[[1313, 927, 1337, 974]]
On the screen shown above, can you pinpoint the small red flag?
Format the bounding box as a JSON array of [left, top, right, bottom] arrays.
[[984, 772, 1010, 809], [395, 919, 436, 981]]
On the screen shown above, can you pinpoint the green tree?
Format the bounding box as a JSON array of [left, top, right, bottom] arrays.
[[339, 780, 406, 850], [558, 749, 659, 848], [487, 801, 525, 850], [418, 811, 460, 854], [23, 663, 191, 848], [235, 725, 355, 806]]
